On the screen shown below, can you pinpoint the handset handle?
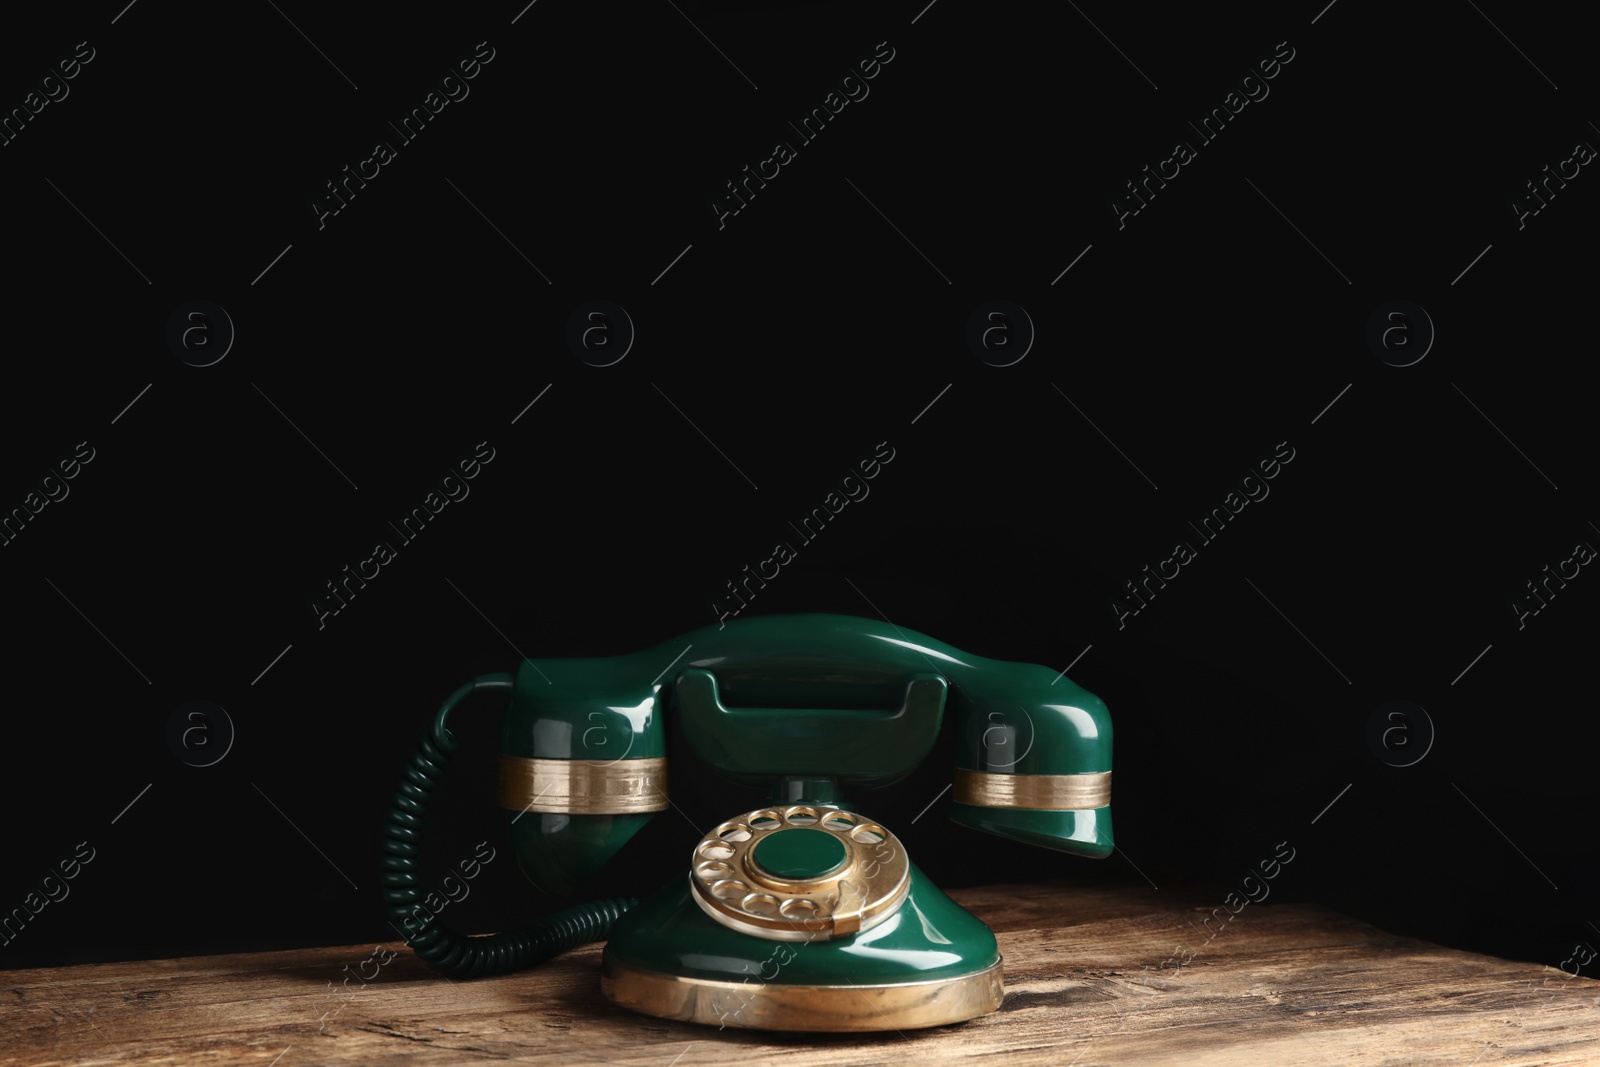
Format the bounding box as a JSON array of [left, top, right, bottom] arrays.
[[684, 614, 962, 690], [675, 667, 947, 778], [381, 673, 635, 978]]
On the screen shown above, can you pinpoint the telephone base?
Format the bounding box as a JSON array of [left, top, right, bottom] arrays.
[[602, 956, 1003, 1032], [600, 863, 1003, 1031]]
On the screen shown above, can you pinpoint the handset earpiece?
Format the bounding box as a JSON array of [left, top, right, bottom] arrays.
[[947, 669, 1113, 857]]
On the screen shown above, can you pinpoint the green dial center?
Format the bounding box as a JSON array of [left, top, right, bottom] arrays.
[[752, 827, 847, 879]]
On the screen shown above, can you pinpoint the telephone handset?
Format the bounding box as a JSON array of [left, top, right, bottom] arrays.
[[383, 613, 1112, 1031]]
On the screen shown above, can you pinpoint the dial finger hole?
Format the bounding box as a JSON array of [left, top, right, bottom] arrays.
[[711, 879, 749, 900], [850, 824, 886, 845], [696, 861, 734, 881], [741, 893, 780, 916], [699, 841, 735, 861], [749, 811, 782, 831], [821, 813, 856, 832], [778, 898, 821, 919], [718, 824, 753, 843], [785, 807, 818, 826]]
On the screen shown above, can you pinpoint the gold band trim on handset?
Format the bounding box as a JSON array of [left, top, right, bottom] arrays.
[[952, 768, 1111, 810], [497, 755, 669, 815]]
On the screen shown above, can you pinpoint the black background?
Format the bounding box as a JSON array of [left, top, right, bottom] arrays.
[[1, 0, 1595, 987]]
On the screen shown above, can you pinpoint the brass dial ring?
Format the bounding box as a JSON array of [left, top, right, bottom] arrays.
[[688, 805, 909, 942]]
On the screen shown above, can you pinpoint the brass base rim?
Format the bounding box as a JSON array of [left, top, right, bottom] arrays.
[[601, 956, 1004, 1032]]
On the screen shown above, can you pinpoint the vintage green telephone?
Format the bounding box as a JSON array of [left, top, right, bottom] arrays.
[[382, 613, 1112, 1031]]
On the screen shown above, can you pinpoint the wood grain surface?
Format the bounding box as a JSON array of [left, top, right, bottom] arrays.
[[4, 880, 1597, 1066]]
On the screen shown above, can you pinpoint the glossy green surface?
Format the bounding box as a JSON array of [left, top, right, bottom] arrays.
[[949, 803, 1114, 858], [676, 668, 947, 783], [495, 613, 1113, 895], [508, 811, 653, 898], [752, 828, 847, 879], [501, 657, 665, 760], [603, 864, 999, 984]]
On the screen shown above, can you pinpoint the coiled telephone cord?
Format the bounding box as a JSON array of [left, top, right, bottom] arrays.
[[380, 672, 637, 977]]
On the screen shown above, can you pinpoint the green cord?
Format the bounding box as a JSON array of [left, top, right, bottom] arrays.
[[380, 673, 636, 977]]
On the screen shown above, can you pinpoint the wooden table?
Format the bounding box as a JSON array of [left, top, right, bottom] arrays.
[[5, 880, 1597, 1066]]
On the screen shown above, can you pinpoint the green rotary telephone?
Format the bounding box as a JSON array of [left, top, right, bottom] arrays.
[[382, 613, 1112, 1032]]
